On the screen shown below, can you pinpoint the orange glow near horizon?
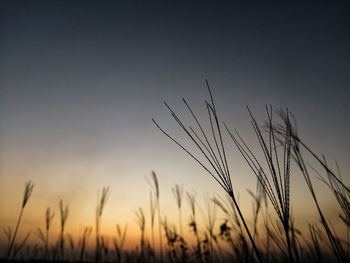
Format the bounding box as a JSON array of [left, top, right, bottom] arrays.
[[0, 166, 348, 255]]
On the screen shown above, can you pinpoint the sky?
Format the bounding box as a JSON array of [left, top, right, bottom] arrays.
[[0, 0, 349, 252]]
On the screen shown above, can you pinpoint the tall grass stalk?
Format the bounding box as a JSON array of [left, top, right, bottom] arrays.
[[35, 207, 54, 260], [150, 191, 157, 253], [186, 192, 202, 262], [136, 207, 146, 257], [274, 109, 347, 262], [225, 106, 294, 262], [202, 194, 217, 262], [45, 207, 54, 259], [95, 186, 110, 262], [148, 171, 163, 262], [153, 81, 263, 263], [79, 226, 92, 261], [172, 184, 184, 238], [114, 224, 128, 262], [6, 181, 34, 259], [59, 200, 69, 260], [67, 233, 75, 260]]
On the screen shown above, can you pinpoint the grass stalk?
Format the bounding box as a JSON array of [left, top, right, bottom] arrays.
[[172, 184, 184, 238], [274, 109, 347, 262], [6, 181, 34, 259], [59, 199, 69, 261], [225, 106, 294, 262], [187, 192, 203, 263], [136, 207, 146, 257], [114, 224, 127, 262], [95, 186, 110, 262], [148, 171, 163, 262], [150, 191, 157, 254], [45, 207, 54, 259], [79, 226, 92, 261], [153, 81, 263, 263]]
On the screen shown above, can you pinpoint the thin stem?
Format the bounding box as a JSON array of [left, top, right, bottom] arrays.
[[157, 200, 163, 262], [45, 228, 49, 259], [230, 192, 263, 263], [7, 208, 24, 259], [179, 207, 183, 238]]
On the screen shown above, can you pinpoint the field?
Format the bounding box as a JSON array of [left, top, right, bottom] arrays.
[[1, 87, 349, 263]]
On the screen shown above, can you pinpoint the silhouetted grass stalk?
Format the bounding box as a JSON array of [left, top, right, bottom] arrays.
[[35, 207, 54, 260], [153, 81, 263, 263], [79, 226, 92, 261], [59, 199, 69, 260], [225, 106, 294, 262], [202, 194, 217, 263], [186, 192, 202, 262], [6, 181, 34, 259], [45, 207, 54, 259], [114, 224, 127, 262], [136, 207, 146, 257], [148, 171, 163, 262], [172, 184, 184, 238], [274, 109, 347, 262], [95, 186, 110, 262], [150, 191, 157, 253]]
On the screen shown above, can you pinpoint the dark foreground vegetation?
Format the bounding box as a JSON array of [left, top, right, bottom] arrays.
[[2, 84, 349, 263]]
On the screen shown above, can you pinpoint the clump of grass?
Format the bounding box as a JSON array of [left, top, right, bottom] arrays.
[[59, 199, 69, 260], [212, 197, 237, 254], [172, 184, 184, 238], [6, 181, 34, 259], [95, 186, 110, 262], [162, 217, 187, 263], [153, 81, 263, 263]]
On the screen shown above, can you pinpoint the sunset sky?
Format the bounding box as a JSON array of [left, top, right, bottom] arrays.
[[0, 1, 349, 252]]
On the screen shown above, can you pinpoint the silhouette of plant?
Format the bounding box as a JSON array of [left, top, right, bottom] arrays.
[[172, 184, 184, 237], [59, 199, 69, 260], [96, 186, 110, 262], [153, 81, 263, 263], [224, 106, 294, 261], [6, 181, 34, 259]]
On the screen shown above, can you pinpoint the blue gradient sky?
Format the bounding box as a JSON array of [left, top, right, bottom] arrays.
[[0, 0, 349, 247]]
